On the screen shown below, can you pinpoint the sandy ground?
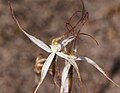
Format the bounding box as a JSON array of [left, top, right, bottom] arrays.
[[0, 0, 120, 93]]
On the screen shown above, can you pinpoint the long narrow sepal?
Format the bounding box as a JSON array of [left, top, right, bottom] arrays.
[[76, 57, 120, 88], [8, 0, 52, 53], [56, 52, 79, 70], [61, 36, 75, 47], [34, 53, 55, 93], [60, 62, 71, 93], [63, 78, 69, 93], [68, 66, 73, 93], [68, 57, 85, 93], [22, 31, 52, 53], [63, 65, 73, 93], [56, 52, 85, 93]]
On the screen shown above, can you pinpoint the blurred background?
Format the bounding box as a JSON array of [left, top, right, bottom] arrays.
[[0, 0, 120, 93]]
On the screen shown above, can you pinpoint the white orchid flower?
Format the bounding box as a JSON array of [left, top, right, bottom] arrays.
[[9, 2, 78, 92], [9, 2, 79, 93], [20, 30, 78, 93], [9, 2, 120, 93]]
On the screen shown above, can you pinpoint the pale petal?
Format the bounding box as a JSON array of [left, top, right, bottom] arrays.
[[34, 53, 55, 93], [61, 36, 75, 47], [22, 31, 52, 53], [60, 62, 71, 93], [56, 52, 79, 70], [56, 52, 84, 91], [77, 57, 120, 87], [9, 1, 51, 53], [67, 57, 84, 93], [63, 78, 69, 93], [76, 57, 83, 61]]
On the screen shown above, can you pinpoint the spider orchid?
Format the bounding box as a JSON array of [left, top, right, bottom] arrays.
[[8, 1, 120, 93], [8, 1, 82, 93], [17, 31, 81, 93]]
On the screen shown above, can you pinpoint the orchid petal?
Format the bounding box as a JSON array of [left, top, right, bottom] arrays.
[[22, 31, 52, 53], [61, 36, 75, 47], [77, 57, 120, 87], [60, 62, 71, 93], [63, 78, 69, 93], [56, 52, 84, 91], [9, 1, 51, 53], [56, 52, 77, 69], [76, 57, 83, 61], [34, 53, 55, 93]]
